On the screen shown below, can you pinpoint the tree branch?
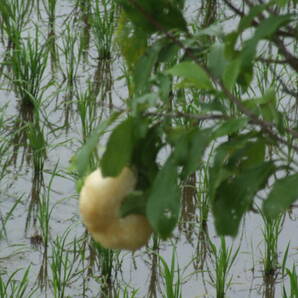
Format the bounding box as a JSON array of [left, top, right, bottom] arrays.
[[125, 0, 298, 151]]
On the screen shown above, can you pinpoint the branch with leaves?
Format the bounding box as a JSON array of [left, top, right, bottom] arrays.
[[75, 0, 298, 239]]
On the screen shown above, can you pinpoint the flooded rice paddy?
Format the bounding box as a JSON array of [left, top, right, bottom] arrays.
[[0, 1, 297, 297]]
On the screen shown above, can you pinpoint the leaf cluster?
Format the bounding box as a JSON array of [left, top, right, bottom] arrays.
[[74, 0, 298, 238]]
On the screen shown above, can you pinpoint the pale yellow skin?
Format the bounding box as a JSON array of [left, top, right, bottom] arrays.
[[79, 167, 152, 250]]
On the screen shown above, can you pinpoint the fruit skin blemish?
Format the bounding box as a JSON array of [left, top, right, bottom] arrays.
[[79, 167, 152, 250]]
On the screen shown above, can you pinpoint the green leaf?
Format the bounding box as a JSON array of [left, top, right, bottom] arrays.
[[132, 125, 162, 189], [146, 159, 180, 238], [254, 15, 293, 40], [131, 93, 159, 114], [72, 112, 120, 177], [101, 117, 134, 177], [195, 23, 224, 38], [120, 191, 147, 217], [115, 12, 148, 70], [212, 162, 275, 236], [238, 4, 267, 32], [207, 42, 228, 79], [116, 0, 187, 33], [134, 41, 164, 95], [241, 15, 292, 68], [158, 73, 172, 102], [230, 139, 266, 169], [259, 89, 279, 123], [209, 135, 266, 201], [213, 118, 248, 138], [172, 128, 212, 178], [167, 61, 213, 90], [263, 174, 298, 219], [223, 58, 241, 91]]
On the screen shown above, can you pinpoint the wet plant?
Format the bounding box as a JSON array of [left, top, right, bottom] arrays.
[[5, 28, 48, 108], [116, 287, 138, 298], [208, 237, 240, 298], [59, 23, 83, 126], [0, 267, 37, 298], [89, 0, 117, 105], [91, 241, 116, 297], [75, 0, 92, 59], [261, 210, 284, 297], [76, 86, 103, 142], [26, 119, 47, 231], [159, 249, 182, 298], [0, 195, 22, 240], [179, 173, 197, 244], [42, 0, 59, 71], [0, 0, 34, 76], [36, 166, 58, 290], [282, 264, 298, 298], [5, 29, 48, 165], [147, 235, 161, 298], [50, 228, 79, 298], [0, 118, 12, 179]]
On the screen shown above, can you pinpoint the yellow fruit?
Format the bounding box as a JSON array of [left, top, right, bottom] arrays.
[[79, 167, 152, 250]]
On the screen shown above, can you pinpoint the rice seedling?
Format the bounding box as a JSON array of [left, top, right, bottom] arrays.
[[0, 118, 12, 178], [36, 165, 58, 290], [0, 195, 23, 240], [261, 211, 284, 297], [50, 228, 79, 298], [89, 0, 117, 106], [282, 264, 298, 298], [4, 28, 48, 166], [179, 173, 197, 244], [262, 212, 284, 275], [159, 249, 182, 298], [59, 23, 83, 126], [91, 0, 116, 61], [0, 267, 37, 298], [42, 0, 59, 71], [147, 235, 161, 298], [5, 28, 48, 108], [91, 240, 116, 297], [280, 241, 290, 280], [115, 286, 139, 298], [208, 237, 240, 298], [26, 119, 47, 231], [74, 0, 92, 59], [195, 163, 213, 271], [0, 0, 34, 76], [76, 86, 103, 142]]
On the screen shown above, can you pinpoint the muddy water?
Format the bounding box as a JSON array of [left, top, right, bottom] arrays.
[[0, 1, 297, 297]]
